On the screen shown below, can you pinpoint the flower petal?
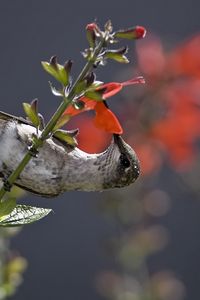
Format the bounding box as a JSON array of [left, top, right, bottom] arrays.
[[93, 102, 123, 134], [122, 76, 145, 86], [64, 97, 96, 116], [97, 82, 123, 98]]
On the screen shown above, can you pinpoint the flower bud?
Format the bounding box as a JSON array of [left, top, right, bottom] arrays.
[[105, 47, 129, 63], [86, 22, 100, 48], [41, 56, 70, 86], [114, 26, 146, 40]]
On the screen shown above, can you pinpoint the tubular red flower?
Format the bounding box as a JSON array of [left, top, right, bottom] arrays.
[[64, 77, 144, 134], [93, 102, 123, 134]]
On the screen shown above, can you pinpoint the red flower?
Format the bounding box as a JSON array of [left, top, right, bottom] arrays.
[[67, 114, 111, 153], [125, 34, 200, 174], [64, 77, 144, 134], [167, 35, 200, 77]]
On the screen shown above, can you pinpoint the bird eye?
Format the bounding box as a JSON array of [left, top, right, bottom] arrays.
[[120, 154, 130, 168]]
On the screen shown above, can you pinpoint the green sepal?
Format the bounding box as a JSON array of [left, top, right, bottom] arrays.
[[0, 198, 16, 220], [84, 89, 105, 101], [85, 72, 96, 86], [64, 60, 73, 75], [53, 129, 78, 147], [105, 47, 129, 63], [90, 81, 104, 88], [30, 98, 38, 114], [23, 102, 40, 127], [86, 30, 96, 48], [41, 57, 69, 86], [0, 205, 52, 226], [113, 27, 145, 40], [74, 80, 88, 95], [105, 52, 129, 63]]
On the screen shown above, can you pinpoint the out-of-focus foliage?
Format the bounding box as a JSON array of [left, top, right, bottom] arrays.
[[0, 187, 27, 300]]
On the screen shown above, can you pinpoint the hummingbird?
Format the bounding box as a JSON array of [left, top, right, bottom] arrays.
[[0, 111, 140, 197]]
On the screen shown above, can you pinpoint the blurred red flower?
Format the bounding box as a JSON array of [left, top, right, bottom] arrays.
[[67, 34, 200, 175], [125, 34, 200, 174]]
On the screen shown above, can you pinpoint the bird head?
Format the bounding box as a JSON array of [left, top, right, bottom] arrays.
[[101, 134, 140, 189]]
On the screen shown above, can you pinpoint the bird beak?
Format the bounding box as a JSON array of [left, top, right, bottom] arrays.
[[113, 134, 125, 152]]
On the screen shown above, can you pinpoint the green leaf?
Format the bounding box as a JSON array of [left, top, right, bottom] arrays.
[[41, 61, 69, 86], [0, 198, 16, 220], [54, 129, 78, 147], [0, 205, 52, 227], [23, 102, 40, 127]]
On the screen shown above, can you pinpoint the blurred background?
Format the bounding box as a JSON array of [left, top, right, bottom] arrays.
[[0, 0, 200, 299]]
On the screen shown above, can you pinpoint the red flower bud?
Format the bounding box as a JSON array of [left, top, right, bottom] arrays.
[[114, 26, 146, 40], [86, 23, 100, 48], [86, 23, 98, 31], [134, 26, 146, 39]]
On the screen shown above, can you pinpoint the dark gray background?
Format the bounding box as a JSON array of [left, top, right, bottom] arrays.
[[0, 0, 200, 299]]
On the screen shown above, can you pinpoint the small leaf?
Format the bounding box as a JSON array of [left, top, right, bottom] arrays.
[[0, 205, 52, 227], [41, 61, 59, 79], [54, 129, 78, 147], [41, 60, 69, 86], [64, 59, 73, 74], [0, 198, 16, 220], [23, 103, 40, 127], [85, 72, 96, 86], [57, 65, 69, 86], [30, 98, 39, 114], [49, 55, 58, 69], [53, 114, 71, 131]]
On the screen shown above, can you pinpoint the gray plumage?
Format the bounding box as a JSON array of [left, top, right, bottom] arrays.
[[0, 111, 140, 197]]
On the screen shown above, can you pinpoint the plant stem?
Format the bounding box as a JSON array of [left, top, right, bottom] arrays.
[[0, 34, 107, 201]]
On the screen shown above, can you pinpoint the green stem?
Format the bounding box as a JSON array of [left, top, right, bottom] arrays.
[[0, 34, 107, 201]]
